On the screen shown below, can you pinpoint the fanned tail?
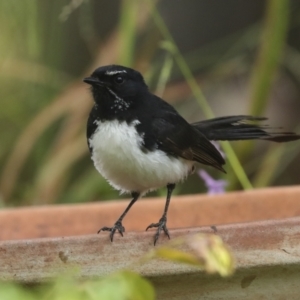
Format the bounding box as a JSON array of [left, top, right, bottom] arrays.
[[192, 115, 300, 143]]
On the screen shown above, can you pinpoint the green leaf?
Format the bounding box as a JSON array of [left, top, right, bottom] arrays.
[[154, 247, 204, 267], [187, 234, 235, 277], [0, 282, 35, 300], [41, 277, 83, 300], [151, 234, 235, 277], [83, 270, 155, 300]]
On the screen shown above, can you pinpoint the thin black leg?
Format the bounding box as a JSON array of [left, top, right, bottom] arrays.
[[98, 192, 140, 241], [146, 183, 175, 245]]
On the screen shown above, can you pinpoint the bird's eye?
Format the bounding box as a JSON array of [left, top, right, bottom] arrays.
[[114, 75, 124, 84]]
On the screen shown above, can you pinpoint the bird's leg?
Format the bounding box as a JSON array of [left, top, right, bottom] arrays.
[[98, 192, 140, 242], [146, 183, 175, 245]]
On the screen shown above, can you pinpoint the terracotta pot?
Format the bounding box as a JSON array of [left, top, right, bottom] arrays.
[[1, 186, 300, 299]]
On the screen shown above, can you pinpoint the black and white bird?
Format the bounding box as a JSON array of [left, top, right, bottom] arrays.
[[83, 64, 300, 245]]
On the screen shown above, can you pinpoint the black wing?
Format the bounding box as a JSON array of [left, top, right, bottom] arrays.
[[151, 112, 226, 172]]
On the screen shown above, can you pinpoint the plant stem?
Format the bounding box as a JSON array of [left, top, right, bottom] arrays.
[[118, 0, 139, 66], [150, 4, 253, 190], [249, 0, 289, 115], [229, 0, 289, 189]]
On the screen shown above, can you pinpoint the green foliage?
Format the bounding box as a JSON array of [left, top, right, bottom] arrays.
[[249, 0, 289, 116], [0, 282, 35, 300], [0, 0, 299, 205], [0, 271, 155, 300], [228, 0, 291, 189], [84, 271, 155, 300]]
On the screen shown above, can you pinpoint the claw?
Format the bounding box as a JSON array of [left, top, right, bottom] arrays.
[[146, 216, 170, 245], [98, 221, 125, 242]]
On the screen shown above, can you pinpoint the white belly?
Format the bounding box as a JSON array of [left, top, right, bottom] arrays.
[[88, 120, 194, 194]]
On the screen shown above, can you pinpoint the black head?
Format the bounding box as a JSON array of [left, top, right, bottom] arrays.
[[83, 65, 148, 113]]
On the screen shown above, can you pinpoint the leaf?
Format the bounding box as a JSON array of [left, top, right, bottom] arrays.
[[154, 247, 204, 267], [187, 234, 235, 277], [151, 234, 235, 277], [83, 270, 155, 300], [41, 277, 83, 300], [0, 282, 35, 300]]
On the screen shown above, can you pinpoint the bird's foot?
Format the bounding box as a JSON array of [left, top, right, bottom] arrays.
[[146, 216, 170, 245], [97, 220, 125, 242]]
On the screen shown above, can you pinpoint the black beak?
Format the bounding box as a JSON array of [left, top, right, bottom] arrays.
[[83, 77, 103, 86]]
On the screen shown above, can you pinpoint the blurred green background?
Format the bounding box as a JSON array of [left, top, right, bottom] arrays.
[[0, 0, 300, 207]]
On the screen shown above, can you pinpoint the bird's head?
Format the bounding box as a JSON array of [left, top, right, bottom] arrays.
[[83, 65, 148, 112]]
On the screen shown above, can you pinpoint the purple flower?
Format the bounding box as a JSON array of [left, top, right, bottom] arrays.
[[198, 169, 227, 194]]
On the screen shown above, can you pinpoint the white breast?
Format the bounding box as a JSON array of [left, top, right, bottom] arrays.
[[88, 120, 194, 194]]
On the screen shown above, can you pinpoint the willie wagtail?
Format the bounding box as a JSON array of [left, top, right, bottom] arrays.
[[84, 64, 300, 245]]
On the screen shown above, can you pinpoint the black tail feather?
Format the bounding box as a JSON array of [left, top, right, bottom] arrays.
[[192, 115, 300, 143]]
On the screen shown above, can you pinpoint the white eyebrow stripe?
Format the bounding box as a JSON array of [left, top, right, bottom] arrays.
[[105, 70, 127, 76]]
